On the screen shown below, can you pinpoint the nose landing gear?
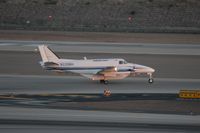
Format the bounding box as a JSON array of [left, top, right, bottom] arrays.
[[148, 78, 154, 83], [148, 73, 154, 83]]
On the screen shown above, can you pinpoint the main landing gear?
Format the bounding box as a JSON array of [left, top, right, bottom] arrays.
[[100, 80, 109, 84], [148, 73, 154, 83]]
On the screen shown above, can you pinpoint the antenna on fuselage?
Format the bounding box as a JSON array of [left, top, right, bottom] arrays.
[[83, 56, 87, 60]]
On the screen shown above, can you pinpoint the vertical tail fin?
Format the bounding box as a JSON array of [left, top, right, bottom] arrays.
[[38, 45, 59, 62]]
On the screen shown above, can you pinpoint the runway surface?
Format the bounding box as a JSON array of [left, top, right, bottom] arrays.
[[0, 74, 200, 94], [1, 40, 199, 78], [0, 50, 200, 79], [0, 40, 200, 79], [0, 39, 200, 132]]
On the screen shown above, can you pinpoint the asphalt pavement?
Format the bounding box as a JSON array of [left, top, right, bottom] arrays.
[[0, 75, 200, 94], [0, 40, 199, 132]]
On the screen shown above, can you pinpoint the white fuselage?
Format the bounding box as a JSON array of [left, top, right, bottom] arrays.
[[43, 58, 154, 80], [38, 45, 155, 82]]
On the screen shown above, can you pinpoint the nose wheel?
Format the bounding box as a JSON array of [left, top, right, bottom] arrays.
[[148, 78, 154, 83], [148, 73, 154, 83]]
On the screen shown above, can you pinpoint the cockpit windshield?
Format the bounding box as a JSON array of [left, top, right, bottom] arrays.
[[119, 60, 127, 64]]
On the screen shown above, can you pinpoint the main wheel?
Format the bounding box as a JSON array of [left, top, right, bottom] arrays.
[[104, 80, 109, 84], [100, 80, 104, 84], [100, 80, 109, 84], [148, 78, 154, 83]]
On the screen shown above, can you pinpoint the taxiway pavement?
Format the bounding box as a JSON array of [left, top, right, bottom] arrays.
[[0, 106, 199, 133]]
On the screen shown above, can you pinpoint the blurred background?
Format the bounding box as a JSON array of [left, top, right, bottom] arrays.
[[0, 0, 199, 33]]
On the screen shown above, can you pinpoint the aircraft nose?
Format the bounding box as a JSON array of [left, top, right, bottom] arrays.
[[148, 67, 155, 73]]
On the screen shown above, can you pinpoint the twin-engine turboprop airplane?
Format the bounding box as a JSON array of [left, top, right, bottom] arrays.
[[38, 45, 155, 84]]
